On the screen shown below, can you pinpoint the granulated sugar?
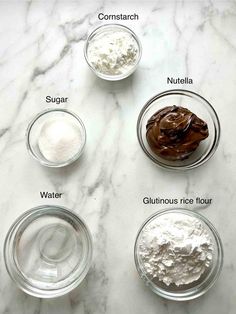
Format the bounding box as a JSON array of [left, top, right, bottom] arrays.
[[38, 117, 82, 163]]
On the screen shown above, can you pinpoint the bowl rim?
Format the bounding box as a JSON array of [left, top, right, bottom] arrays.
[[84, 23, 142, 81], [4, 205, 93, 298], [134, 208, 224, 301], [137, 89, 221, 171], [26, 108, 87, 168]]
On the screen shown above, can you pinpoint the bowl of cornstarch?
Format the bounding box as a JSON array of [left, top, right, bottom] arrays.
[[26, 108, 86, 167], [134, 209, 223, 301], [84, 24, 142, 81]]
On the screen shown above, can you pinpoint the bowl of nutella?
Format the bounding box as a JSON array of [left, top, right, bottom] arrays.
[[137, 89, 220, 170]]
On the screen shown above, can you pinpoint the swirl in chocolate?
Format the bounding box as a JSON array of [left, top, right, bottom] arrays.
[[146, 106, 209, 161]]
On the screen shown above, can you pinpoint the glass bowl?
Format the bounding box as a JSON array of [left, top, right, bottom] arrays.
[[4, 205, 93, 298], [26, 108, 86, 168], [84, 24, 142, 81], [137, 89, 220, 170], [134, 208, 223, 301]]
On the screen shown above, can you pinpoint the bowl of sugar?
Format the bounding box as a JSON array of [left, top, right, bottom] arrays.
[[26, 108, 86, 167]]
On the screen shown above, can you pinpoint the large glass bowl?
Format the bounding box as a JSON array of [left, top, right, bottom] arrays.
[[137, 89, 220, 170], [84, 24, 142, 81], [134, 208, 223, 301], [4, 205, 93, 298]]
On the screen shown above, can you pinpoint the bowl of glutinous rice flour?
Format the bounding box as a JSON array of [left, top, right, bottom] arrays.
[[134, 209, 223, 301], [84, 24, 142, 81]]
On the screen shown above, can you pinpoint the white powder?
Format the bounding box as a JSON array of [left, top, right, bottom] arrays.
[[38, 117, 82, 163], [87, 30, 139, 76], [138, 212, 213, 286]]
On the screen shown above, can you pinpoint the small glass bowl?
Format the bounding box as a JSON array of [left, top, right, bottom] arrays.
[[137, 89, 220, 170], [26, 108, 86, 168], [4, 205, 93, 298], [84, 24, 142, 81], [134, 208, 223, 301]]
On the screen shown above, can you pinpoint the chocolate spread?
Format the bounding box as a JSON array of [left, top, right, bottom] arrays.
[[146, 106, 209, 161]]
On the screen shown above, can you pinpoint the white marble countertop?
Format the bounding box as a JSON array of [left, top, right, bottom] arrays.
[[0, 0, 236, 313]]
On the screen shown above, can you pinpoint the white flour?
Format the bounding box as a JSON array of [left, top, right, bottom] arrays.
[[87, 30, 139, 76], [38, 117, 82, 163], [138, 212, 213, 286]]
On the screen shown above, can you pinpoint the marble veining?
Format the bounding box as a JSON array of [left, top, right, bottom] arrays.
[[0, 0, 236, 313]]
